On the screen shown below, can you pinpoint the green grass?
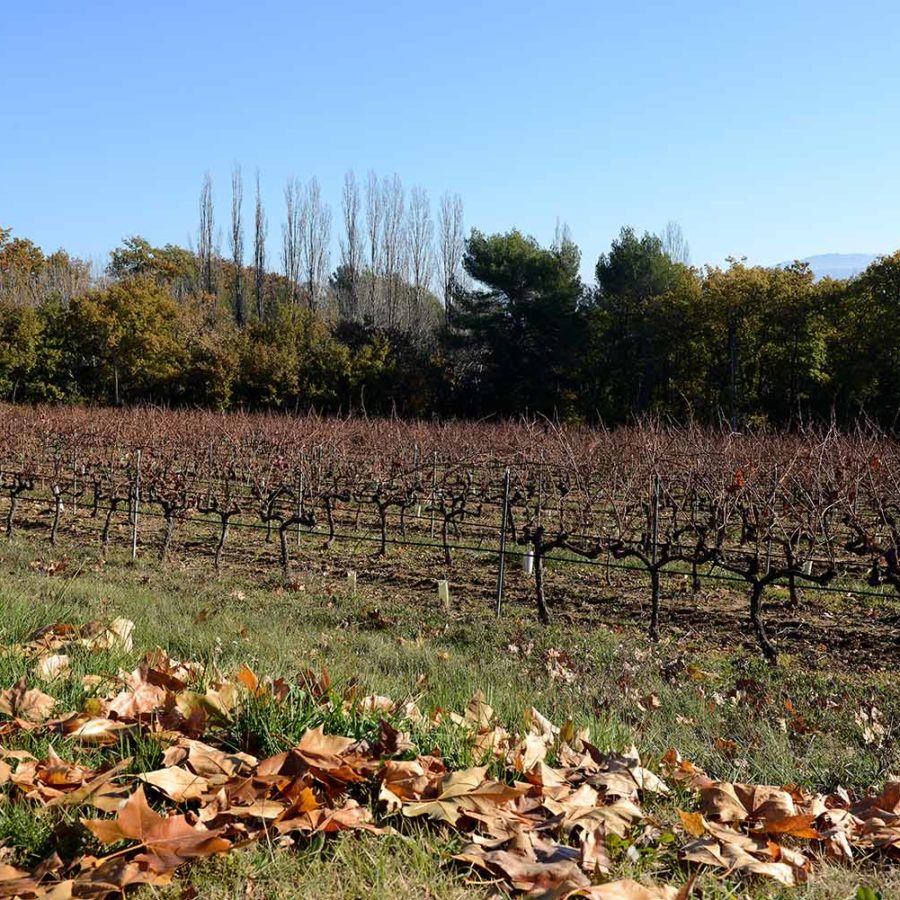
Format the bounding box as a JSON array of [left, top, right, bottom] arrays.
[[0, 533, 898, 898]]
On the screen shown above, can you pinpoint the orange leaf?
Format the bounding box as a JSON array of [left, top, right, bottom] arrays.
[[678, 810, 706, 838], [82, 786, 230, 858]]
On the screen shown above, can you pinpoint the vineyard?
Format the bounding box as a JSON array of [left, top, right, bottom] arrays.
[[2, 404, 900, 666], [1, 404, 900, 898]]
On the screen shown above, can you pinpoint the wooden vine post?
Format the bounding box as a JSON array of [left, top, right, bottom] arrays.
[[430, 451, 437, 539], [495, 466, 511, 617], [131, 449, 141, 561], [296, 462, 305, 547], [648, 472, 661, 641]]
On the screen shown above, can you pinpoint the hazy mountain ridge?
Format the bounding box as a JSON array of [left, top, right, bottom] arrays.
[[778, 253, 878, 281]]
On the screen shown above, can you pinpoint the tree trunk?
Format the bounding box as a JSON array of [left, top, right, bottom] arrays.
[[787, 572, 799, 609], [691, 558, 701, 592], [5, 495, 18, 538], [101, 503, 117, 555], [649, 566, 661, 641], [159, 513, 175, 560], [749, 581, 778, 664], [325, 500, 336, 549], [533, 530, 550, 625], [279, 521, 292, 578], [378, 507, 388, 556], [214, 519, 229, 571], [50, 491, 63, 546], [442, 517, 452, 567]]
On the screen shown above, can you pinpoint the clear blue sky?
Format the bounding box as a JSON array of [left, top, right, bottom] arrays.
[[3, 0, 899, 275]]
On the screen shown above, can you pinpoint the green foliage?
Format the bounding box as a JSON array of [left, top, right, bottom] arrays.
[[825, 251, 900, 423], [4, 222, 900, 427], [450, 228, 584, 417], [108, 235, 196, 296], [855, 888, 882, 900], [587, 228, 696, 419], [0, 302, 42, 400], [235, 306, 350, 410], [67, 276, 189, 404]]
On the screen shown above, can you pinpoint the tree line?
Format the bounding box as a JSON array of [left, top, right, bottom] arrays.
[[1, 170, 899, 427]]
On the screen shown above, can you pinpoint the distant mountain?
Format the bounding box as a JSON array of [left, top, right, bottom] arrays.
[[778, 253, 877, 281]]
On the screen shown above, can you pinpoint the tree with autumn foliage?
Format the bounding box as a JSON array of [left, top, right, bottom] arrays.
[[66, 276, 189, 404]]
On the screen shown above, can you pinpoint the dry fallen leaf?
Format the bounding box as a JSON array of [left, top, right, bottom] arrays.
[[678, 809, 706, 838], [561, 880, 682, 899], [0, 678, 56, 723], [36, 654, 71, 682], [139, 766, 211, 803], [83, 785, 231, 858]]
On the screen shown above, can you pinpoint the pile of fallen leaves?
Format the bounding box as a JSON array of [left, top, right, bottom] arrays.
[[0, 620, 897, 898]]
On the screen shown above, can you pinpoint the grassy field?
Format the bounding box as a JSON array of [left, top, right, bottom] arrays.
[[0, 532, 898, 898]]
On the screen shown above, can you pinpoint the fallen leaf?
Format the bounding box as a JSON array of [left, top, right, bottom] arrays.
[[0, 678, 56, 723], [83, 786, 230, 858], [139, 767, 210, 803]]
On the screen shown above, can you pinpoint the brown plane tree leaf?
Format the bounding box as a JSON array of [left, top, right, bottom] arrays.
[[66, 852, 176, 896], [733, 784, 798, 824], [295, 727, 357, 768], [0, 678, 56, 723], [82, 786, 231, 858], [35, 654, 70, 682], [682, 820, 810, 886], [277, 799, 388, 835], [106, 670, 168, 720], [372, 718, 413, 757], [560, 880, 682, 899], [697, 782, 747, 823], [813, 808, 858, 860], [84, 617, 135, 653], [139, 766, 210, 803], [540, 782, 644, 839], [662, 750, 712, 790], [718, 841, 808, 886], [44, 759, 134, 813], [453, 832, 590, 894], [560, 796, 645, 839], [756, 813, 820, 839], [580, 825, 612, 875], [678, 810, 706, 838], [582, 744, 669, 798], [852, 781, 900, 819], [400, 767, 530, 826], [379, 756, 447, 811], [53, 713, 135, 746], [0, 864, 44, 899], [9, 748, 131, 809], [162, 738, 257, 778]]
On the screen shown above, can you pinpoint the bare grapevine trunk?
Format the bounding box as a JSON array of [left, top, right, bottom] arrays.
[[6, 495, 18, 538], [159, 512, 175, 560], [101, 501, 119, 555], [749, 581, 778, 665], [50, 489, 63, 546], [325, 499, 336, 549], [649, 566, 661, 641], [378, 506, 388, 556], [442, 516, 452, 567], [787, 571, 799, 609], [691, 558, 701, 592], [533, 529, 550, 625], [279, 521, 292, 577], [215, 519, 229, 570]]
